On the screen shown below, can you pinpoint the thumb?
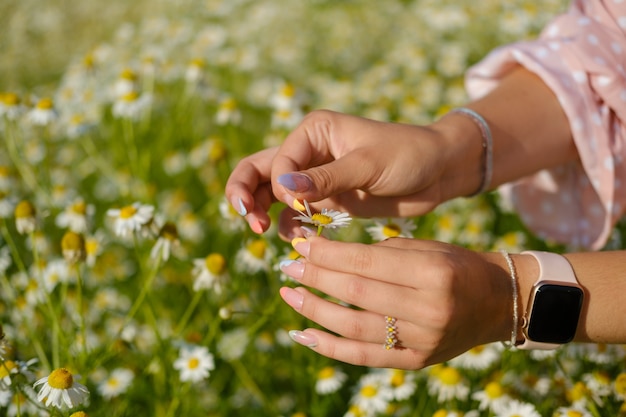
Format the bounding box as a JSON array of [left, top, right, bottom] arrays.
[[276, 149, 380, 203]]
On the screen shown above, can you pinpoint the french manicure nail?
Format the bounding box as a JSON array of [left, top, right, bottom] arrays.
[[288, 330, 318, 348], [300, 226, 315, 237], [231, 197, 247, 216], [277, 173, 313, 192], [280, 287, 304, 311], [279, 259, 305, 280], [291, 237, 310, 257]]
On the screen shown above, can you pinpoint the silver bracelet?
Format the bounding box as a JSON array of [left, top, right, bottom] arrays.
[[449, 107, 493, 196], [500, 250, 520, 348]]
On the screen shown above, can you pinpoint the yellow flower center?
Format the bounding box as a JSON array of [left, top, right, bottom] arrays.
[[62, 231, 85, 252], [469, 345, 486, 354], [220, 98, 237, 111], [360, 385, 377, 398], [189, 58, 204, 68], [433, 410, 448, 417], [382, 223, 402, 238], [47, 368, 74, 389], [438, 366, 461, 385], [281, 83, 296, 98], [311, 213, 332, 225], [0, 166, 11, 178], [318, 367, 335, 380], [247, 240, 267, 259], [107, 378, 119, 388], [120, 69, 137, 81], [159, 222, 179, 241], [390, 370, 405, 387], [615, 373, 626, 396], [36, 98, 53, 110], [71, 201, 87, 215], [119, 205, 137, 219], [566, 411, 583, 417], [0, 360, 16, 378], [14, 200, 36, 219], [485, 381, 503, 398], [85, 238, 99, 256], [2, 93, 20, 106], [70, 411, 89, 417], [567, 381, 588, 402], [121, 91, 139, 102], [438, 215, 453, 230], [205, 253, 226, 275], [188, 358, 199, 369], [208, 140, 227, 162]]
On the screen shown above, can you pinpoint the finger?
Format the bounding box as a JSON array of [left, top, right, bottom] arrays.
[[280, 286, 404, 344], [294, 236, 452, 287], [225, 147, 277, 216], [291, 328, 428, 370]]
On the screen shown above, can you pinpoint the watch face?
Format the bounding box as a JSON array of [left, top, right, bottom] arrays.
[[527, 284, 584, 344]]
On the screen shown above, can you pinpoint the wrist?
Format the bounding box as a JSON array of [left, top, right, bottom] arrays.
[[430, 111, 486, 200]]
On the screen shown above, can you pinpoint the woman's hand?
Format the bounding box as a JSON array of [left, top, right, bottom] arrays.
[[279, 236, 513, 370], [225, 110, 483, 237]]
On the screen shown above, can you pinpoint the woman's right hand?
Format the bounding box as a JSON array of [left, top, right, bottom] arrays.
[[225, 110, 482, 237]]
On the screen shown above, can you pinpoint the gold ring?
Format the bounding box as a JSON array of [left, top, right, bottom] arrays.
[[384, 316, 398, 350]]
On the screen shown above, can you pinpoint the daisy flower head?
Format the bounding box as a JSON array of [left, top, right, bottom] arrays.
[[380, 368, 417, 401], [173, 345, 215, 383], [150, 221, 180, 262], [493, 399, 540, 417], [366, 217, 416, 241], [315, 366, 347, 395], [0, 92, 26, 120], [192, 252, 228, 294], [61, 231, 86, 265], [55, 198, 94, 233], [235, 238, 275, 274], [427, 364, 469, 403], [14, 200, 37, 235], [112, 91, 152, 121], [614, 372, 626, 401], [449, 343, 502, 371], [106, 202, 155, 238], [97, 368, 134, 400], [350, 372, 394, 414], [292, 200, 352, 236], [554, 406, 593, 417], [34, 367, 90, 410], [471, 380, 511, 412], [28, 97, 58, 126]]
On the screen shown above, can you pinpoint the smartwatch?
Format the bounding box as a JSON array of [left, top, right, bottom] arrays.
[[517, 251, 584, 350]]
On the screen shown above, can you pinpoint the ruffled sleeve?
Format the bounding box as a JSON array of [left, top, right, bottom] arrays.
[[465, 0, 626, 250]]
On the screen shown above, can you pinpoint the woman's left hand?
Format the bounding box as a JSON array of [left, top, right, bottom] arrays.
[[279, 236, 513, 370]]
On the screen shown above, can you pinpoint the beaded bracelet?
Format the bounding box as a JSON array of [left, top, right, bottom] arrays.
[[500, 250, 520, 348], [449, 107, 493, 196]]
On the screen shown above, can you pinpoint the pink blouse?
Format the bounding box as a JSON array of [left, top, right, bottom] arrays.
[[465, 0, 626, 250]]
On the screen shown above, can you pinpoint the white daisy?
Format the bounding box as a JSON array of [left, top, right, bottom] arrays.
[[350, 373, 394, 414], [192, 253, 228, 294], [55, 198, 94, 233], [471, 380, 511, 412], [427, 364, 469, 403], [106, 202, 155, 238], [449, 343, 502, 371], [380, 368, 417, 401], [28, 97, 58, 126], [494, 399, 540, 417], [217, 328, 249, 362], [235, 238, 275, 274], [33, 368, 90, 409], [97, 368, 134, 399], [315, 366, 347, 395], [14, 200, 37, 235], [292, 200, 352, 233], [554, 406, 593, 417], [173, 345, 215, 383], [150, 222, 180, 262], [0, 92, 26, 120], [215, 96, 242, 126], [614, 372, 626, 401], [112, 92, 152, 120], [0, 245, 12, 275], [365, 218, 416, 241]]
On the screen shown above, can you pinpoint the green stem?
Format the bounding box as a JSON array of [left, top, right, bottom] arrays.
[[174, 290, 203, 335], [121, 255, 161, 331], [75, 265, 87, 361]]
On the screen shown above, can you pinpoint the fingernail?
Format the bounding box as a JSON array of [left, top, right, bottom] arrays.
[[231, 197, 248, 216], [293, 199, 306, 212], [300, 226, 315, 237], [277, 173, 313, 192], [288, 330, 318, 348], [280, 287, 304, 311], [279, 259, 304, 280], [291, 237, 310, 257]]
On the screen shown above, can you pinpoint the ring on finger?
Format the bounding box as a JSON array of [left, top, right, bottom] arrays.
[[384, 316, 398, 350]]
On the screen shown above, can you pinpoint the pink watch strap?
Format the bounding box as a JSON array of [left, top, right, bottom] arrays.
[[517, 251, 579, 350]]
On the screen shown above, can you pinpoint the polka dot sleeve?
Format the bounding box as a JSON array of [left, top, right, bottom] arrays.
[[465, 0, 626, 250]]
